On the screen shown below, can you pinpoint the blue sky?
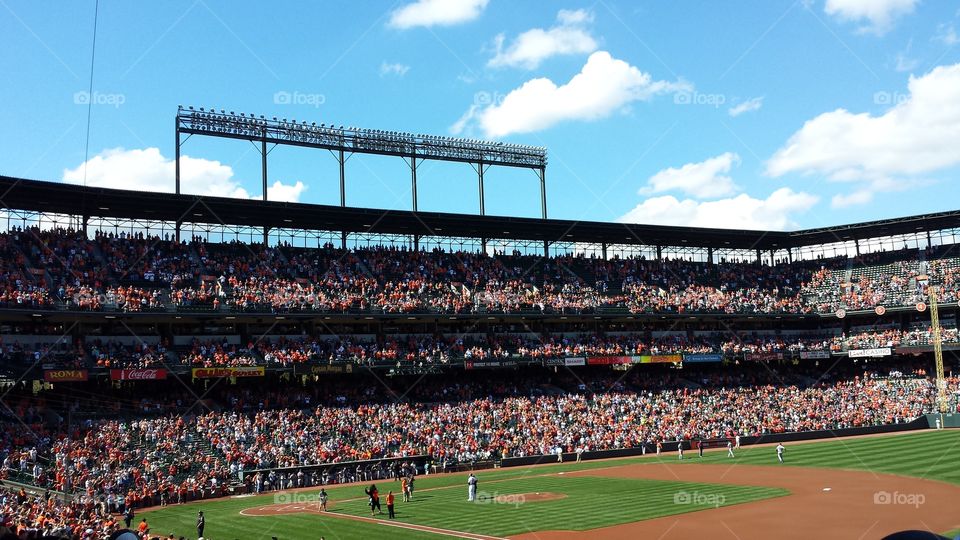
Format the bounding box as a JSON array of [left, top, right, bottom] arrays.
[[1, 0, 958, 230]]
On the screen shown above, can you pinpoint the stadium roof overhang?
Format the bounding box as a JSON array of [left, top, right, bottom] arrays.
[[1, 176, 957, 251]]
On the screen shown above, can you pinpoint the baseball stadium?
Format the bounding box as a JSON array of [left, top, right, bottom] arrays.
[[3, 2, 960, 540]]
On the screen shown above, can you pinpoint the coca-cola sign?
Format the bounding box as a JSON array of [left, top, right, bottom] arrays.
[[110, 369, 168, 381]]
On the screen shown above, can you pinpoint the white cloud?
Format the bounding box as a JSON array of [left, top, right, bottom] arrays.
[[618, 188, 818, 231], [766, 62, 960, 206], [894, 52, 919, 72], [388, 0, 488, 29], [831, 189, 874, 208], [728, 96, 764, 117], [824, 0, 918, 35], [455, 51, 690, 138], [488, 9, 598, 70], [62, 147, 306, 202], [380, 61, 411, 77], [934, 22, 959, 46], [641, 152, 741, 199]]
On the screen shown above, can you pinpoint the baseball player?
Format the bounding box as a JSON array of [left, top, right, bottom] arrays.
[[727, 440, 735, 458], [678, 441, 684, 460], [467, 473, 478, 501], [735, 434, 741, 449], [318, 488, 328, 512], [776, 443, 785, 463], [697, 440, 704, 458], [656, 441, 662, 457]]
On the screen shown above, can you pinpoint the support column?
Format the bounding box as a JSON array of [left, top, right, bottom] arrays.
[[855, 239, 860, 256], [601, 243, 608, 260], [341, 231, 347, 250], [927, 231, 932, 249], [263, 226, 270, 246], [756, 248, 762, 264], [261, 139, 268, 201], [543, 240, 549, 258], [413, 234, 420, 251], [656, 245, 662, 260], [478, 162, 486, 216], [707, 247, 713, 264], [82, 215, 89, 237], [339, 149, 346, 207], [411, 154, 418, 212], [174, 125, 181, 195], [769, 250, 775, 265], [539, 167, 547, 219]]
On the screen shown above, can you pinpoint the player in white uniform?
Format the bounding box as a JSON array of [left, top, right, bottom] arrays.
[[776, 443, 785, 463], [727, 440, 735, 458], [467, 473, 477, 501], [678, 441, 684, 460], [735, 434, 741, 449]]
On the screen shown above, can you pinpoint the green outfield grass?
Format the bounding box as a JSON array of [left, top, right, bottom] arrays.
[[142, 429, 960, 539], [671, 429, 960, 485]]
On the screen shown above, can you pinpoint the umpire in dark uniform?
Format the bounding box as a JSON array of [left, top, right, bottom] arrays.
[[197, 510, 205, 538]]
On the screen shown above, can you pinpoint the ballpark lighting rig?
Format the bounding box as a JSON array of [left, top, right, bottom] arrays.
[[175, 105, 549, 218], [176, 106, 546, 167]]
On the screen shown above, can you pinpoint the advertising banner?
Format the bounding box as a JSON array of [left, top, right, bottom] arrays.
[[848, 348, 892, 358], [642, 354, 683, 364], [295, 364, 354, 375], [799, 351, 831, 360], [192, 366, 265, 378], [744, 352, 785, 362], [586, 356, 633, 365], [683, 353, 723, 363], [43, 369, 89, 382], [109, 369, 167, 381]]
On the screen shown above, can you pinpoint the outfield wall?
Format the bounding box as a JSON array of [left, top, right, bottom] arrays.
[[500, 416, 931, 468]]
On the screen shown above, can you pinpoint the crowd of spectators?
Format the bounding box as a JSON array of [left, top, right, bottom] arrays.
[[0, 359, 955, 534], [3, 325, 960, 371], [3, 228, 960, 316]]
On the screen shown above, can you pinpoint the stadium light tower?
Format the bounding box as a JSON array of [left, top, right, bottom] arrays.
[[174, 106, 549, 221]]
